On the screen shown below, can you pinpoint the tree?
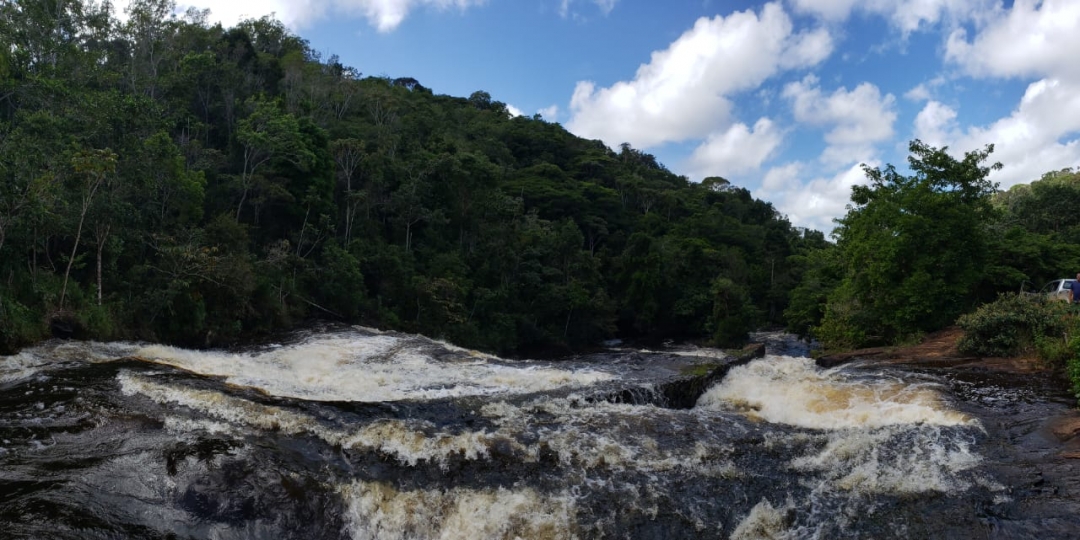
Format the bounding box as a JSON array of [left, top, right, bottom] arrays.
[[61, 148, 117, 308], [234, 97, 313, 221], [821, 140, 1000, 346], [331, 138, 364, 244]]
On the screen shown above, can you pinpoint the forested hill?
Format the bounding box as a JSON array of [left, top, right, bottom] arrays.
[[0, 1, 827, 355]]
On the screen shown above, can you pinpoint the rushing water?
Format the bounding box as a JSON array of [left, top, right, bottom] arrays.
[[0, 326, 1074, 538]]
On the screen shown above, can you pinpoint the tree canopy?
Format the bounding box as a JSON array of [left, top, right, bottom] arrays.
[[0, 0, 819, 354], [789, 141, 1080, 350]]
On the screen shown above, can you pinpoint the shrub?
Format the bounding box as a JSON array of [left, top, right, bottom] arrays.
[[1067, 338, 1080, 405], [0, 294, 47, 354], [956, 293, 1069, 357], [814, 283, 870, 351]]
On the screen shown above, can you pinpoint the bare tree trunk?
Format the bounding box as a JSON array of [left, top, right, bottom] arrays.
[[296, 206, 310, 256], [96, 225, 109, 306], [59, 206, 88, 309]]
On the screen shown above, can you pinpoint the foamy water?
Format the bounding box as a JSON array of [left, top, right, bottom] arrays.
[[0, 341, 137, 383], [3, 333, 1013, 538], [698, 355, 988, 511], [697, 356, 975, 429], [119, 372, 500, 466], [133, 333, 613, 402], [340, 482, 577, 540]]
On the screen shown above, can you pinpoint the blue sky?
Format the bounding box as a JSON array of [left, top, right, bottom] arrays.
[[122, 0, 1080, 233]]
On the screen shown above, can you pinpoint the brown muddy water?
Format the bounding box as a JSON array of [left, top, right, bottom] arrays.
[[1, 327, 1077, 539]]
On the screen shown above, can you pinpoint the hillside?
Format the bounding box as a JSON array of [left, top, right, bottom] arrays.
[[0, 3, 826, 354]]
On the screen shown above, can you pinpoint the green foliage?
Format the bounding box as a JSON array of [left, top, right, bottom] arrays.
[[818, 140, 1001, 349], [1048, 314, 1080, 406], [0, 294, 47, 354], [709, 277, 754, 347], [0, 2, 813, 355], [783, 233, 839, 339], [956, 294, 1069, 357]]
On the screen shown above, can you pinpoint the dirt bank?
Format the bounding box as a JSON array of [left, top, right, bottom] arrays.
[[816, 327, 1046, 373]]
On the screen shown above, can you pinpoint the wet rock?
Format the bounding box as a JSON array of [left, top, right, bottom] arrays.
[[1049, 417, 1080, 442]]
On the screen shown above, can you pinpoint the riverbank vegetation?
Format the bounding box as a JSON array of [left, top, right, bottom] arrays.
[[789, 143, 1080, 349], [956, 294, 1080, 402], [0, 0, 825, 355], [787, 141, 1080, 398]]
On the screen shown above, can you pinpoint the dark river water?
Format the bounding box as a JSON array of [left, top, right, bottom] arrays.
[[1, 326, 1078, 539]]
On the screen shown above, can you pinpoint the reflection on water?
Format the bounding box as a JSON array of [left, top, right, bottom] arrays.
[[0, 326, 1055, 539]]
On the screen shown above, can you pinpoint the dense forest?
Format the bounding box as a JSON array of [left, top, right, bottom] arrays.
[[0, 0, 828, 355]]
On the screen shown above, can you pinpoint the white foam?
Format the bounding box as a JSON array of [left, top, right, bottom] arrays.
[[119, 372, 502, 466], [340, 481, 578, 540], [123, 371, 743, 476], [730, 498, 794, 540], [0, 341, 138, 384], [791, 426, 984, 495], [133, 334, 613, 402], [696, 356, 975, 429], [480, 397, 743, 477]]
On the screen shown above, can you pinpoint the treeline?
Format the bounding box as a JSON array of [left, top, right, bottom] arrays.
[[788, 139, 1080, 350], [0, 0, 825, 354]]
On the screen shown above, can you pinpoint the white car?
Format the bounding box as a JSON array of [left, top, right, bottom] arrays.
[[1038, 279, 1078, 301]]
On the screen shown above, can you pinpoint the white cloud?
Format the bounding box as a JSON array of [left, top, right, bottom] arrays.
[[756, 161, 874, 233], [782, 75, 897, 165], [926, 1, 1080, 188], [790, 0, 994, 34], [915, 79, 1080, 189], [686, 118, 783, 178], [904, 83, 931, 102], [912, 100, 958, 148], [945, 0, 1080, 82], [506, 104, 525, 117], [566, 2, 831, 149], [115, 0, 487, 32], [538, 105, 560, 121]]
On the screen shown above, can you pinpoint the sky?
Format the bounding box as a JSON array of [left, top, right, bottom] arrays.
[[118, 0, 1080, 233]]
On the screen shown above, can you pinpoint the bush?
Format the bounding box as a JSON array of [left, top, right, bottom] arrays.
[[814, 283, 870, 351], [0, 294, 47, 354], [1067, 339, 1080, 405], [956, 293, 1070, 357]]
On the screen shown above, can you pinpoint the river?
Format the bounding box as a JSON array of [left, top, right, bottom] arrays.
[[1, 326, 1078, 539]]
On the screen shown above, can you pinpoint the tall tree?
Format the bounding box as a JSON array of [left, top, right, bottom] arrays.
[[234, 97, 311, 221], [61, 148, 117, 308], [819, 140, 1000, 347]]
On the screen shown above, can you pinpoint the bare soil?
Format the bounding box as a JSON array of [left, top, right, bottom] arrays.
[[816, 327, 1046, 373]]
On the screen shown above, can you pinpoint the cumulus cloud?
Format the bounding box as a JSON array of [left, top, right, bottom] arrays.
[[782, 75, 897, 165], [686, 118, 784, 177], [926, 0, 1080, 188], [538, 105, 560, 121], [756, 161, 874, 234], [506, 104, 525, 118], [902, 77, 946, 102], [912, 100, 958, 148], [566, 2, 831, 149], [914, 80, 1080, 189], [114, 0, 486, 32], [904, 83, 931, 102], [945, 0, 1080, 82]]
